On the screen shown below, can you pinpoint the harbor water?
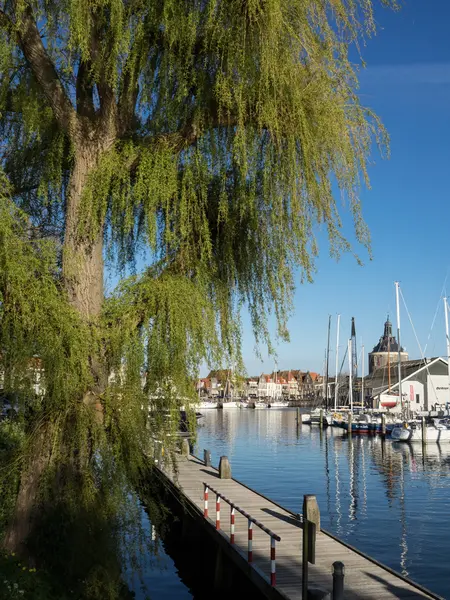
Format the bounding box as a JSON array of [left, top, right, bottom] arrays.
[[193, 408, 450, 599]]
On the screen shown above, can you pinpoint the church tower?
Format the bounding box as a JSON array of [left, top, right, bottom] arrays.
[[368, 316, 408, 374]]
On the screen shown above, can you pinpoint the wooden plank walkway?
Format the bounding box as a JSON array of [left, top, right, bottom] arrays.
[[159, 454, 442, 600]]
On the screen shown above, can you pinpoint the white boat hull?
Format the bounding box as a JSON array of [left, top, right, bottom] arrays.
[[391, 425, 450, 443], [196, 401, 218, 409], [302, 410, 332, 426], [247, 402, 267, 409]]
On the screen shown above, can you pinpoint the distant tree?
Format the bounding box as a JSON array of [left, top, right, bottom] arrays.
[[0, 0, 395, 595]]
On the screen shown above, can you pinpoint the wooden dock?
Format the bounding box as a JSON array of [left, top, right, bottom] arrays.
[[157, 453, 442, 600]]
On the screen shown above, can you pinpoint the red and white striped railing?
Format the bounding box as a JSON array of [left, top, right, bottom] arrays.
[[203, 482, 281, 586]]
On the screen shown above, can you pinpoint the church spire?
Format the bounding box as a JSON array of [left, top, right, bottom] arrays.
[[383, 315, 392, 339]]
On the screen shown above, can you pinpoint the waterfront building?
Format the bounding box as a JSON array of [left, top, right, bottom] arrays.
[[287, 371, 299, 397], [246, 377, 259, 397], [364, 357, 450, 413], [277, 370, 302, 398], [257, 373, 282, 399]]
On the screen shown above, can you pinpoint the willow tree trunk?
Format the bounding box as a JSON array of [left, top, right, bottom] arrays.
[[4, 141, 109, 556], [63, 145, 105, 320], [62, 144, 108, 408]]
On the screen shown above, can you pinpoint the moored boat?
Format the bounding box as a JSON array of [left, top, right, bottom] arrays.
[[342, 418, 371, 434], [197, 399, 218, 409], [236, 400, 248, 408], [302, 408, 332, 426], [247, 400, 267, 409], [218, 400, 239, 408], [268, 400, 289, 408], [391, 419, 450, 443]]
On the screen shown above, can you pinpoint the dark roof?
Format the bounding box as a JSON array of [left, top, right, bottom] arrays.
[[370, 318, 404, 353], [365, 357, 442, 392]]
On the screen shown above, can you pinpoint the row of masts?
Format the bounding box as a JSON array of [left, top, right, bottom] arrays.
[[324, 282, 406, 417], [221, 284, 450, 412], [325, 313, 364, 413], [326, 283, 450, 418]]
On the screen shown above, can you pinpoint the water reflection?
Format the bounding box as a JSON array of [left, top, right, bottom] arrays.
[[399, 455, 408, 577], [196, 408, 450, 598]]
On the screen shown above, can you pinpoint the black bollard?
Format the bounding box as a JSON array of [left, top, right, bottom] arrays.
[[204, 449, 211, 467], [332, 561, 345, 600]]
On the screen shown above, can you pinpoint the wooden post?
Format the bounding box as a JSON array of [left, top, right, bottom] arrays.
[[302, 518, 317, 600], [347, 413, 352, 436], [319, 409, 323, 429], [297, 407, 301, 428], [219, 456, 232, 479], [422, 416, 427, 445], [154, 442, 163, 465], [204, 449, 211, 467], [181, 438, 190, 458], [303, 494, 320, 532], [302, 518, 310, 600], [381, 414, 386, 436]]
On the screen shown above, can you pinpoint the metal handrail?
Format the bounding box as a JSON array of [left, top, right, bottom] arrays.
[[203, 482, 280, 586]]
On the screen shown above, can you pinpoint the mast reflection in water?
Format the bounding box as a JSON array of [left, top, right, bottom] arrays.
[[195, 408, 450, 599]]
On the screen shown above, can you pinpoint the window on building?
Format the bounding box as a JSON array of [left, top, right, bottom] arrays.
[[416, 394, 420, 404]]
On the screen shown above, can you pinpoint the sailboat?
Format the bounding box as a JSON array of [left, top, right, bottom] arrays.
[[304, 316, 333, 426], [195, 376, 219, 409], [392, 293, 450, 442], [248, 373, 267, 408], [342, 321, 375, 434], [268, 368, 288, 407], [391, 417, 450, 442], [218, 369, 239, 408]]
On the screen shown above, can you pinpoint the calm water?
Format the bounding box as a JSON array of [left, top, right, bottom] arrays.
[[194, 408, 450, 599], [127, 515, 193, 600]]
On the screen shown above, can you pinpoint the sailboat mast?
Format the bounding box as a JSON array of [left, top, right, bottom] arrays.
[[334, 314, 341, 411], [443, 297, 450, 403], [361, 344, 365, 407], [325, 315, 331, 410], [348, 338, 353, 413], [388, 324, 391, 392], [395, 282, 404, 418], [230, 366, 233, 401]]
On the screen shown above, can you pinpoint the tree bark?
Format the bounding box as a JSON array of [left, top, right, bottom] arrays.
[[4, 141, 110, 555], [62, 145, 104, 320], [3, 423, 54, 558]]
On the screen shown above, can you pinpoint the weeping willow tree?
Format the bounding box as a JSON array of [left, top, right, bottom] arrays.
[[0, 0, 395, 595]]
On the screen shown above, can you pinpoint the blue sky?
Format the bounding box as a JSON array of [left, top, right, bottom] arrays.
[[238, 1, 450, 377]]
